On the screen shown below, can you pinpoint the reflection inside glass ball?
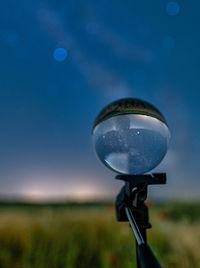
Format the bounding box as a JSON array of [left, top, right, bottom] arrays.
[[92, 114, 170, 174]]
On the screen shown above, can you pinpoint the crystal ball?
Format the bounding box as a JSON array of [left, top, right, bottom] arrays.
[[92, 98, 170, 175]]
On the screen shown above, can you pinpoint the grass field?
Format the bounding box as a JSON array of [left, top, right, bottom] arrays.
[[0, 202, 199, 268]]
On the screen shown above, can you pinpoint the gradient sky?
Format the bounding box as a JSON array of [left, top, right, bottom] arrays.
[[0, 0, 200, 201]]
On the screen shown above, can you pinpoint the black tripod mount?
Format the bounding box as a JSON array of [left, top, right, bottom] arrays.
[[115, 173, 166, 268]]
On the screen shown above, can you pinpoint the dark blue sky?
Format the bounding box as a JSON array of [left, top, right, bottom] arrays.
[[0, 0, 200, 200]]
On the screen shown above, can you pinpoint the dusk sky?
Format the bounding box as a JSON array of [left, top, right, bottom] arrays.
[[0, 0, 200, 201]]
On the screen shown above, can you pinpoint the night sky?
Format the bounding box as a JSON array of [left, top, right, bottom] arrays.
[[0, 0, 200, 201]]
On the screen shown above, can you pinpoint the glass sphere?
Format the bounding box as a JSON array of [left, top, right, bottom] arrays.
[[92, 99, 170, 175]]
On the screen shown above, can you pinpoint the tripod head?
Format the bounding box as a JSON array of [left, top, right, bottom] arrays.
[[116, 173, 166, 222], [115, 173, 166, 268]]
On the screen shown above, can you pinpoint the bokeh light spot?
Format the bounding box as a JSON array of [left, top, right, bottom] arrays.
[[166, 1, 180, 16], [3, 31, 20, 47], [53, 47, 68, 62], [86, 22, 100, 34], [162, 36, 175, 49]]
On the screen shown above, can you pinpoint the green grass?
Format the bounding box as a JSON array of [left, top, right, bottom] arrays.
[[0, 203, 198, 268]]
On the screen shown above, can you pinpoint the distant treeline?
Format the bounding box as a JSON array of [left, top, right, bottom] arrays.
[[0, 200, 114, 208]]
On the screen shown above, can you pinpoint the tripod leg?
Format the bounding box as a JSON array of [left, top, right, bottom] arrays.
[[136, 241, 142, 268], [140, 228, 147, 243], [125, 207, 152, 268], [136, 229, 147, 268], [125, 207, 145, 245]]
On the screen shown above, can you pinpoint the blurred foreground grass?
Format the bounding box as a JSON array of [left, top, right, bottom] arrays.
[[0, 202, 199, 268]]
